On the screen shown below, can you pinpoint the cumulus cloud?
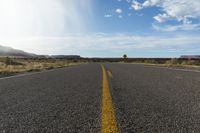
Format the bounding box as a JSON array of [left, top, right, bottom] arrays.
[[116, 8, 123, 14], [0, 0, 93, 39], [1, 33, 200, 57], [153, 14, 170, 23], [131, 0, 200, 31], [131, 1, 143, 10]]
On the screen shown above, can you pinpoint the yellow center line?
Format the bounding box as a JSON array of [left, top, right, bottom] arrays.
[[101, 65, 119, 133]]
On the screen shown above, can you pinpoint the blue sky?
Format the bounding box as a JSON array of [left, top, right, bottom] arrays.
[[0, 0, 200, 57], [93, 0, 156, 33]]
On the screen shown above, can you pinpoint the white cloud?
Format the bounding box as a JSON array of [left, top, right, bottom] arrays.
[[152, 23, 200, 32], [131, 1, 143, 10], [142, 0, 160, 7], [116, 8, 123, 14], [131, 0, 200, 31], [1, 33, 200, 57], [0, 0, 93, 39], [104, 14, 112, 18], [153, 13, 170, 23]]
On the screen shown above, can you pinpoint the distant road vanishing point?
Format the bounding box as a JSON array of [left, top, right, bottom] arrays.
[[1, 63, 200, 132]]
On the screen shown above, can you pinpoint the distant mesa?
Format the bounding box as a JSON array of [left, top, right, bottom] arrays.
[[180, 55, 200, 59], [51, 55, 81, 59]]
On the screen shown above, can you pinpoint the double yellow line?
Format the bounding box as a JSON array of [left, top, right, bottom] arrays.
[[101, 65, 119, 133]]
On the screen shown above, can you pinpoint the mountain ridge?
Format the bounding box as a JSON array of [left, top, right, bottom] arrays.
[[0, 45, 37, 57]]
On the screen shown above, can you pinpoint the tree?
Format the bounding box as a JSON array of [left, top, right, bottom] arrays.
[[123, 54, 127, 59], [123, 54, 127, 62]]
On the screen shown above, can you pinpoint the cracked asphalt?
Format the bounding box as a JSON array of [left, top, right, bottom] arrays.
[[1, 63, 200, 132]]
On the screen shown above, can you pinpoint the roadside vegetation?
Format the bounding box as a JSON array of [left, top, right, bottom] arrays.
[[119, 54, 200, 69], [0, 57, 84, 78], [126, 58, 200, 70], [1, 56, 200, 78]]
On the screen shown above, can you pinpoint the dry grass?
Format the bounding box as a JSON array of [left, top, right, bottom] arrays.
[[0, 57, 84, 77], [128, 58, 200, 70]]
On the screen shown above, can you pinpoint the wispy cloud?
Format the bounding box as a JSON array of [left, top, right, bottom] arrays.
[[152, 23, 200, 32], [1, 33, 200, 57], [104, 14, 112, 18]]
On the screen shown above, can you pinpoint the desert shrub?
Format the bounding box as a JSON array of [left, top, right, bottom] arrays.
[[144, 60, 158, 64], [0, 57, 5, 63], [5, 57, 11, 66], [165, 58, 179, 65], [189, 60, 200, 65], [27, 69, 41, 72], [181, 60, 200, 66], [46, 66, 55, 70], [4, 57, 23, 66], [181, 61, 188, 65], [0, 71, 16, 77]]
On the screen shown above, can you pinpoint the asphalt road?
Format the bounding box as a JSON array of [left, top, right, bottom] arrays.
[[0, 64, 102, 133], [104, 63, 200, 133], [1, 63, 200, 132]]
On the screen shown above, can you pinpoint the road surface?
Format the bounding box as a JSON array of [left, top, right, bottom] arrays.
[[1, 63, 200, 132]]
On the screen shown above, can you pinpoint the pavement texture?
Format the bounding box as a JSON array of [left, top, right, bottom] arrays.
[[0, 64, 102, 133], [1, 63, 200, 133], [104, 63, 200, 133]]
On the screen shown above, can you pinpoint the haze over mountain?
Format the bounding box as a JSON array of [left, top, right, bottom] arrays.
[[0, 45, 36, 57]]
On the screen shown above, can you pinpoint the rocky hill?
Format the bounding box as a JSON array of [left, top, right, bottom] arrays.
[[0, 45, 36, 58]]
